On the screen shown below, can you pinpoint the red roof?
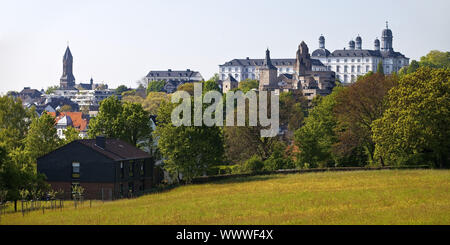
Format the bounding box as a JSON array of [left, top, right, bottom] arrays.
[[48, 112, 88, 132]]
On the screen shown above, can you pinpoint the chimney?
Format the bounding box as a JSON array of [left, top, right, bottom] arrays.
[[95, 136, 106, 149]]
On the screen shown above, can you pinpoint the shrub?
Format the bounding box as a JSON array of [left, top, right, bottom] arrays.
[[243, 155, 265, 173]]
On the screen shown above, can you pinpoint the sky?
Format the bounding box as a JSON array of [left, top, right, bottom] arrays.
[[0, 0, 449, 94]]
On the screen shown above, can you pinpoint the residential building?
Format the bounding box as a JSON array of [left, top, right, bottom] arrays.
[[37, 136, 156, 200], [48, 112, 89, 139], [145, 69, 204, 93]]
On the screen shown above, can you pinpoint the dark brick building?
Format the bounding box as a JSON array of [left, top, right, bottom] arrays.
[[37, 136, 154, 200]]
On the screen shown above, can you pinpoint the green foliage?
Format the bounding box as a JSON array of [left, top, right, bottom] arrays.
[[203, 80, 220, 93], [155, 100, 224, 183], [372, 67, 450, 168], [377, 61, 384, 75], [147, 80, 166, 93], [59, 104, 72, 112], [45, 85, 59, 94], [279, 90, 307, 132], [263, 141, 294, 171], [407, 60, 420, 74], [333, 73, 397, 166], [63, 126, 81, 144], [294, 87, 345, 168], [142, 92, 170, 115], [88, 96, 152, 147], [237, 79, 259, 93], [0, 96, 33, 152], [242, 155, 264, 173], [176, 83, 195, 96], [115, 85, 130, 95], [24, 113, 61, 161], [419, 50, 450, 68], [0, 96, 52, 202]]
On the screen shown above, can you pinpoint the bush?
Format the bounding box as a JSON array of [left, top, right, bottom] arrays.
[[243, 155, 265, 173]]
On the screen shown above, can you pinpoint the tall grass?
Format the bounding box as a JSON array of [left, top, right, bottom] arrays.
[[1, 170, 449, 225]]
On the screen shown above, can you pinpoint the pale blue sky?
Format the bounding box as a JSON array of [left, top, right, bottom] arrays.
[[0, 0, 449, 93]]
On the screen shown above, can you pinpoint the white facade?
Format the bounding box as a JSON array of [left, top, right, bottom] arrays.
[[311, 24, 409, 83], [218, 58, 326, 82], [51, 89, 116, 108]]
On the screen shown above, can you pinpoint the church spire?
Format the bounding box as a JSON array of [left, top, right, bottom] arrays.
[[263, 48, 276, 70], [60, 45, 75, 89]]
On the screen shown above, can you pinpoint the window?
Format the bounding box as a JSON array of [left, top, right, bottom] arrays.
[[129, 161, 134, 177], [344, 66, 348, 73], [336, 66, 340, 72], [351, 59, 355, 62], [357, 59, 360, 62], [337, 59, 340, 63], [351, 66, 355, 72], [120, 161, 124, 178], [140, 160, 145, 176], [357, 66, 361, 73], [366, 66, 370, 72], [72, 162, 80, 179]]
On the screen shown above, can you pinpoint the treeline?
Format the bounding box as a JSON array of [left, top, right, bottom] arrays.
[[0, 97, 80, 208], [152, 51, 449, 183]]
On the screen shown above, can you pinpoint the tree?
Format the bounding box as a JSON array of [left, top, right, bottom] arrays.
[[155, 100, 224, 183], [115, 85, 130, 95], [419, 50, 450, 68], [177, 83, 195, 96], [122, 95, 144, 104], [147, 80, 166, 93], [63, 126, 81, 144], [59, 104, 72, 112], [237, 79, 258, 93], [0, 96, 33, 152], [24, 113, 61, 161], [294, 87, 344, 168], [203, 80, 220, 93], [88, 96, 152, 147], [142, 92, 170, 115], [279, 90, 307, 133], [0, 96, 50, 207], [407, 60, 420, 74], [377, 61, 384, 75], [333, 73, 397, 166], [372, 67, 450, 168], [45, 85, 59, 94]]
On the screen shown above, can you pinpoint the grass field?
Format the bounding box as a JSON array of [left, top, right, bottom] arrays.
[[1, 169, 449, 225]]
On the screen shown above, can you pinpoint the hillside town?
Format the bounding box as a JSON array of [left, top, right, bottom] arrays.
[[0, 0, 449, 235]]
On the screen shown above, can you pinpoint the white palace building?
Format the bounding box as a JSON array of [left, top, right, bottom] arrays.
[[311, 22, 409, 83], [219, 22, 409, 84]]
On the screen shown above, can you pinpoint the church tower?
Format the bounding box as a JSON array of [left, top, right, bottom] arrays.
[[294, 41, 312, 75], [60, 46, 75, 89], [258, 48, 278, 91]]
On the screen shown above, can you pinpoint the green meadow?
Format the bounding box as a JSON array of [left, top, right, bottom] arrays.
[[1, 170, 449, 225]]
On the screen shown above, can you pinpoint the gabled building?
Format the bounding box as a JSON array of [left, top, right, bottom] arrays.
[[145, 69, 204, 93], [37, 137, 155, 200], [48, 112, 89, 139]]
